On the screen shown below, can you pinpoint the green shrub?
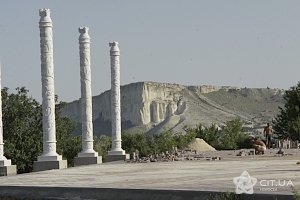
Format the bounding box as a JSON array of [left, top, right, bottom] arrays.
[[220, 118, 243, 150], [3, 88, 80, 172], [121, 131, 197, 157], [192, 118, 251, 150], [94, 135, 112, 161], [193, 123, 219, 145], [152, 131, 176, 154], [122, 132, 153, 157], [174, 130, 197, 150], [236, 133, 252, 149]]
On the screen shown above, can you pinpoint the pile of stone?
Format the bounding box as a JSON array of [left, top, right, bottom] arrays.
[[128, 149, 221, 163], [275, 148, 291, 156]]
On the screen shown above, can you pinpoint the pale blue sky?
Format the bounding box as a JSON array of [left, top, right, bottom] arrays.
[[0, 1, 299, 102]]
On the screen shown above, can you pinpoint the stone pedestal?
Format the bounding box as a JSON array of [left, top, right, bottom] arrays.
[[33, 160, 67, 172], [107, 148, 130, 162], [74, 151, 102, 166], [106, 154, 130, 162], [74, 156, 102, 166], [0, 165, 17, 176]]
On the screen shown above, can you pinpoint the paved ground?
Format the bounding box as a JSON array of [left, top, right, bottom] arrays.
[[0, 152, 299, 196]]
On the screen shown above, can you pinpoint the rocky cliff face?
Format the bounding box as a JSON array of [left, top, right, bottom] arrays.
[[61, 82, 284, 136]]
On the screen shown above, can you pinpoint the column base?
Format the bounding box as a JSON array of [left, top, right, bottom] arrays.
[[0, 159, 11, 166], [106, 154, 130, 162], [33, 160, 67, 172], [74, 156, 102, 166], [0, 165, 17, 176], [77, 152, 98, 157], [37, 155, 63, 162], [108, 149, 126, 155]]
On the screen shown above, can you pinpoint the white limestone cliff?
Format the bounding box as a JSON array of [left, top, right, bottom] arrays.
[[61, 82, 284, 135]]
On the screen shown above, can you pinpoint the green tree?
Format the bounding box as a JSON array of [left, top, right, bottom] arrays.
[[94, 135, 111, 161], [174, 130, 196, 150], [190, 118, 248, 150], [2, 87, 42, 173], [152, 131, 176, 154], [273, 82, 300, 140], [191, 123, 221, 148], [193, 123, 220, 147], [122, 132, 152, 157], [2, 88, 80, 173], [55, 100, 81, 167], [221, 118, 243, 150]]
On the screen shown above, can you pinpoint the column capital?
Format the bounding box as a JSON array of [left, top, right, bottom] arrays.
[[109, 41, 120, 56], [79, 27, 90, 42], [79, 27, 89, 34], [39, 8, 52, 24]]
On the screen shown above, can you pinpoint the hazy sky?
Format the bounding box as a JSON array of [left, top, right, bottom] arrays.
[[0, 1, 299, 102]]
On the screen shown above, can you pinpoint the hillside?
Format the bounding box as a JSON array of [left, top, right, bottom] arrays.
[[203, 87, 284, 123], [61, 82, 285, 136]]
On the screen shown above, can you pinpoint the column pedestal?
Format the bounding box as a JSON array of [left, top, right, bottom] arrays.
[[106, 154, 130, 162], [74, 156, 102, 166], [34, 154, 67, 172], [74, 152, 102, 166], [0, 159, 16, 176], [0, 165, 17, 176], [107, 149, 129, 162], [33, 160, 67, 172]]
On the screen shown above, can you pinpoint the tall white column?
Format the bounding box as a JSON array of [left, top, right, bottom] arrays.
[[74, 27, 101, 166], [108, 41, 125, 155], [0, 66, 11, 166], [38, 8, 61, 161], [34, 9, 67, 171], [0, 64, 16, 176], [78, 27, 97, 157]]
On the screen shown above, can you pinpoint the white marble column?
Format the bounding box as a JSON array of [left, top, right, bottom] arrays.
[[0, 66, 11, 167], [0, 65, 16, 176], [108, 42, 126, 156], [34, 9, 66, 171], [74, 27, 101, 166], [0, 66, 11, 166], [78, 27, 97, 157]]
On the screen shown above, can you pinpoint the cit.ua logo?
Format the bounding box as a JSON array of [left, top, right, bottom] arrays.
[[233, 171, 257, 194]]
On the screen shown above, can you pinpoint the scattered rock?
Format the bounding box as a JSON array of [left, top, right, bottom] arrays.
[[237, 151, 247, 156], [187, 156, 194, 161], [277, 148, 284, 155], [175, 157, 184, 161], [212, 156, 221, 160], [249, 150, 255, 155], [206, 157, 212, 161]]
